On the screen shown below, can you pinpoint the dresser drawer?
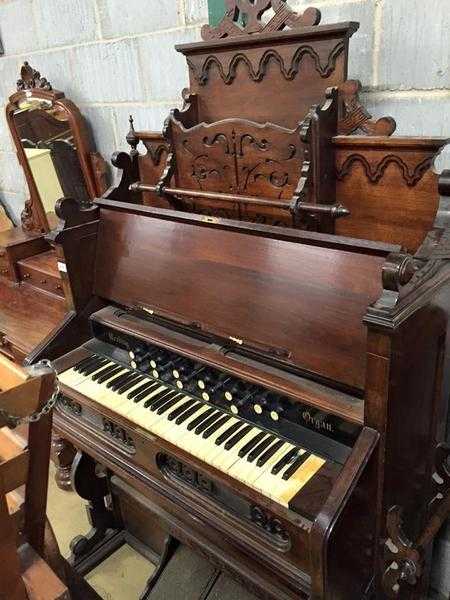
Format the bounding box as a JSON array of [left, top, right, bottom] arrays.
[[18, 264, 64, 298], [0, 249, 12, 280]]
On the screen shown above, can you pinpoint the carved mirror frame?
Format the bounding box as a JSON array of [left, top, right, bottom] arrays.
[[6, 62, 105, 233]]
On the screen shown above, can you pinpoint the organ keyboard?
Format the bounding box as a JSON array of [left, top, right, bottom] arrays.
[[59, 342, 334, 509]]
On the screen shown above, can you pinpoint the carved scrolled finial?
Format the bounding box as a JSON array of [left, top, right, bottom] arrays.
[[111, 150, 133, 171], [17, 61, 52, 92], [51, 197, 97, 236], [201, 0, 321, 41], [338, 79, 396, 136], [126, 115, 139, 156], [382, 253, 417, 292]]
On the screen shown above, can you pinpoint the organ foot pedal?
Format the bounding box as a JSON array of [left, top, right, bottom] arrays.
[[146, 543, 261, 600], [68, 452, 125, 575]]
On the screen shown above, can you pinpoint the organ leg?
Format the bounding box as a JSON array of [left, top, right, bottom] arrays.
[[68, 451, 125, 575], [51, 434, 76, 491], [139, 535, 179, 600]]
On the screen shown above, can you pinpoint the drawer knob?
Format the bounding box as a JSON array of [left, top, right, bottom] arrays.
[[41, 279, 47, 284], [23, 273, 31, 279]]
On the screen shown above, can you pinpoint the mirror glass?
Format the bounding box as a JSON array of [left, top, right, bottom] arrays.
[[13, 99, 90, 228]]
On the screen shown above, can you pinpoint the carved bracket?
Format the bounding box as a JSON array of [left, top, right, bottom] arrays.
[[382, 444, 450, 597], [201, 0, 321, 41], [338, 80, 396, 136]]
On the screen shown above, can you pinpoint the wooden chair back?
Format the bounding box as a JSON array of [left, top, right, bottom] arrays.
[[0, 354, 67, 600]]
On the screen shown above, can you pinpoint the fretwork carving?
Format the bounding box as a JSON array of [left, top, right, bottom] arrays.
[[187, 42, 345, 86], [171, 117, 303, 202], [336, 154, 434, 187], [201, 1, 321, 41]]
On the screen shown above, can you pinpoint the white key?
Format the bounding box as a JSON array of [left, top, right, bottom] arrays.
[[125, 386, 170, 428], [211, 427, 260, 472], [195, 416, 239, 462], [179, 410, 222, 456], [153, 397, 195, 439], [162, 404, 211, 445], [185, 412, 228, 461], [252, 445, 299, 497], [77, 368, 129, 404], [270, 455, 326, 507], [228, 434, 274, 484], [151, 396, 193, 437], [59, 359, 113, 387], [95, 376, 150, 414]]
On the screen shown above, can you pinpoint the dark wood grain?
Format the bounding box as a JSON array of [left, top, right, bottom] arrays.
[[94, 206, 388, 390], [0, 280, 65, 360]]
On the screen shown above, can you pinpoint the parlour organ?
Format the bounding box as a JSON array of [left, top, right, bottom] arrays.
[[28, 2, 450, 599]]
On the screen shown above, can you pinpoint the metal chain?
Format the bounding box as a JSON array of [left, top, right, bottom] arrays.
[[0, 359, 60, 427]]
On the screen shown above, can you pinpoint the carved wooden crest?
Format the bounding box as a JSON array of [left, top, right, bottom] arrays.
[[202, 0, 321, 41], [338, 80, 396, 136], [16, 61, 52, 92]]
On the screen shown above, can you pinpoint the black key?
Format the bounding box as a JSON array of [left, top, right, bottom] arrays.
[[168, 398, 195, 421], [92, 363, 117, 381], [143, 388, 173, 409], [271, 447, 300, 476], [128, 380, 157, 399], [187, 407, 216, 432], [135, 385, 166, 405], [215, 422, 244, 446], [76, 355, 101, 371], [110, 372, 137, 391], [247, 435, 276, 463], [79, 355, 104, 371], [203, 416, 230, 439], [224, 425, 253, 450], [175, 403, 203, 425], [282, 452, 312, 481], [194, 411, 223, 435], [256, 440, 285, 467], [238, 431, 266, 458], [82, 358, 109, 375], [74, 356, 96, 372], [156, 395, 182, 415], [148, 390, 177, 410], [117, 375, 144, 394], [106, 369, 132, 389], [97, 366, 123, 384]]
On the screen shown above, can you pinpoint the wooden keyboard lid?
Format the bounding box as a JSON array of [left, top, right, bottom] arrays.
[[93, 203, 396, 391]]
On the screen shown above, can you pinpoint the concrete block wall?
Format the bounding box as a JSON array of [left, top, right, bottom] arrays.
[[0, 0, 208, 221], [0, 0, 448, 595]]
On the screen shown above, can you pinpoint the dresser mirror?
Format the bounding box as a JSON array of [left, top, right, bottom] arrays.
[[6, 62, 107, 233]]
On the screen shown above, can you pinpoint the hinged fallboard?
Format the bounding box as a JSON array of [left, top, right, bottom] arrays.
[[93, 205, 395, 391]]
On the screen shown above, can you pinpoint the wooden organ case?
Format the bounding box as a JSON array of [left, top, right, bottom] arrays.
[[28, 2, 450, 599]]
